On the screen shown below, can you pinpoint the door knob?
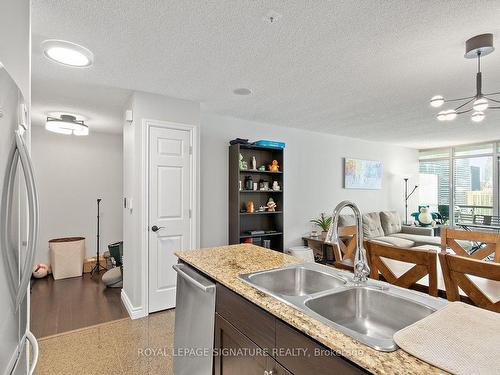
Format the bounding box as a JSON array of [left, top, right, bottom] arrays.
[[151, 225, 164, 232]]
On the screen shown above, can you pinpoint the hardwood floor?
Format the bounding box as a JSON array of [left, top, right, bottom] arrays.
[[30, 270, 128, 338]]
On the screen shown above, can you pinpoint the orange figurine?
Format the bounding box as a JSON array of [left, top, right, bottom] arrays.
[[268, 160, 280, 172], [246, 200, 254, 213]]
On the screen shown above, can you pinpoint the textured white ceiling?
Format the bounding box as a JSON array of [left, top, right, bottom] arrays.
[[31, 78, 130, 134], [31, 1, 500, 147]]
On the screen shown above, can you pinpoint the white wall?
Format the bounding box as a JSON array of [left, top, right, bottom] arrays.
[[31, 126, 123, 264], [0, 0, 30, 100], [122, 91, 200, 314], [121, 92, 418, 318], [200, 112, 419, 249]]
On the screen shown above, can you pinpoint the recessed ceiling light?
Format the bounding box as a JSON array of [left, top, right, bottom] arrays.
[[46, 114, 89, 136], [41, 39, 94, 67], [233, 88, 252, 96]]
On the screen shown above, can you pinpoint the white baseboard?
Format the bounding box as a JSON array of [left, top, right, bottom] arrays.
[[121, 289, 147, 320]]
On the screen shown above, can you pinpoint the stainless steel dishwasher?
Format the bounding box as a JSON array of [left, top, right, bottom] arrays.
[[172, 263, 216, 375]]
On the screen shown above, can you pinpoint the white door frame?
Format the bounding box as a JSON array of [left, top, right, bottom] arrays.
[[140, 118, 199, 315]]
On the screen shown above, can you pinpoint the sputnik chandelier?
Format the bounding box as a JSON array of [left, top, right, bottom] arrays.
[[430, 33, 500, 123]]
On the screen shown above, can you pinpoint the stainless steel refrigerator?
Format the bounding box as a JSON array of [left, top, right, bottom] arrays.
[[0, 65, 39, 374]]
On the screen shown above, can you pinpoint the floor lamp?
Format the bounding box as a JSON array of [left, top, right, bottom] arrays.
[[404, 178, 418, 225], [90, 198, 107, 277]]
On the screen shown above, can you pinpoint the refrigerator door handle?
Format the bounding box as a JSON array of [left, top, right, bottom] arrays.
[[0, 138, 21, 304], [14, 130, 39, 309], [25, 331, 39, 375]]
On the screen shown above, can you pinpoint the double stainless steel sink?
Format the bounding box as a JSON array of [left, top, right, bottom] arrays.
[[239, 263, 446, 352]]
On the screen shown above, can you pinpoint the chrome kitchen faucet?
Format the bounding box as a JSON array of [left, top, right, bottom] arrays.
[[326, 201, 370, 284]]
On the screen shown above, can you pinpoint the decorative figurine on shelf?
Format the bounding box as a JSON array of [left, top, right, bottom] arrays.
[[258, 206, 266, 212], [251, 156, 257, 170], [272, 181, 280, 191], [259, 179, 269, 191], [244, 176, 253, 190], [266, 197, 277, 212], [246, 200, 254, 213], [239, 153, 245, 170], [268, 160, 280, 172], [258, 165, 266, 171]]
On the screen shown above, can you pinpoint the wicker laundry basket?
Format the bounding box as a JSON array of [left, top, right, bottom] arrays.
[[49, 237, 85, 280]]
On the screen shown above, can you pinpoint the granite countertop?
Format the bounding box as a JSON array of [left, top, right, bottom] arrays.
[[175, 244, 446, 375]]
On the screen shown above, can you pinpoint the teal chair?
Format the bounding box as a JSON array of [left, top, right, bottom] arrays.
[[102, 241, 123, 288]]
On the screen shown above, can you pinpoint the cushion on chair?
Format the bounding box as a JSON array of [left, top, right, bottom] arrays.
[[362, 212, 385, 238], [380, 211, 402, 235], [102, 267, 122, 288]]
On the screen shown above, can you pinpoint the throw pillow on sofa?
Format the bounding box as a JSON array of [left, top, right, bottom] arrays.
[[362, 212, 385, 238], [338, 214, 356, 226], [380, 211, 402, 236]]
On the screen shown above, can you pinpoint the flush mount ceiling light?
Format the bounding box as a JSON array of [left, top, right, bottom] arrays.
[[45, 114, 89, 136], [430, 33, 500, 123], [41, 39, 94, 67], [233, 88, 252, 95]]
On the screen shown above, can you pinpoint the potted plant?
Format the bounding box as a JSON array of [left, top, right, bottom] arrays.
[[310, 213, 332, 240]]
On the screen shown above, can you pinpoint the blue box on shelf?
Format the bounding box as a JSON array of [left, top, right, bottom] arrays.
[[254, 140, 286, 149]]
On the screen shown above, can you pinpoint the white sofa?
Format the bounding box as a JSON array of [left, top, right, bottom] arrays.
[[339, 211, 441, 248]]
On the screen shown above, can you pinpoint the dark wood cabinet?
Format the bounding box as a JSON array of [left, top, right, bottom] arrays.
[[214, 314, 292, 375], [275, 320, 365, 375], [215, 283, 369, 375], [268, 358, 293, 375], [214, 313, 269, 375], [216, 283, 275, 352]]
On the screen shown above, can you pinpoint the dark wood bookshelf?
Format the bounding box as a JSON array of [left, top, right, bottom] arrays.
[[238, 170, 283, 174], [229, 143, 284, 252], [240, 211, 283, 216], [240, 190, 283, 193], [239, 232, 283, 239]]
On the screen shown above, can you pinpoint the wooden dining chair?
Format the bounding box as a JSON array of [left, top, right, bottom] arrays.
[[331, 225, 357, 271], [440, 227, 500, 262], [439, 252, 500, 312], [364, 240, 438, 296]]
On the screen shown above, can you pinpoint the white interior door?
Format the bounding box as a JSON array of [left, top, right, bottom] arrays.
[[148, 124, 193, 313]]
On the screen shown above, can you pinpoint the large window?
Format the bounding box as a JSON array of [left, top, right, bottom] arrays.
[[453, 156, 493, 222], [419, 159, 450, 223], [418, 143, 498, 225]]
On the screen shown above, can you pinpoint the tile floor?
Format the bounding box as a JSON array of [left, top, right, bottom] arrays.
[[35, 309, 175, 375]]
